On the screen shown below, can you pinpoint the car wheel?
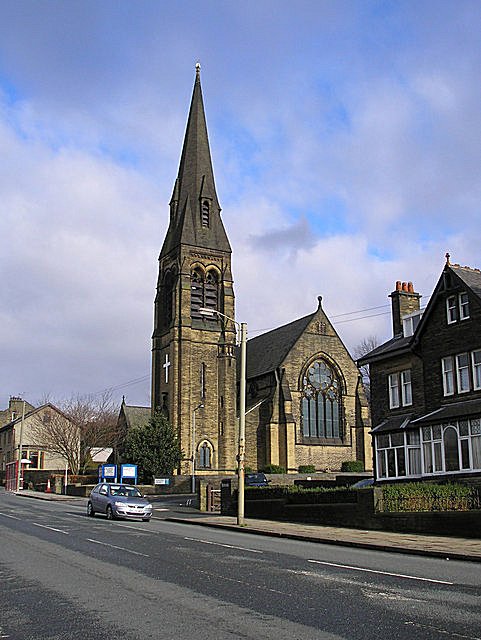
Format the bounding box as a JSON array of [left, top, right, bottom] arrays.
[[87, 502, 95, 517], [106, 505, 116, 520]]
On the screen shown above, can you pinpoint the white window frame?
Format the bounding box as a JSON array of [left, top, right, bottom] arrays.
[[446, 295, 457, 324], [456, 353, 470, 393], [442, 356, 454, 396], [472, 350, 481, 391], [401, 370, 412, 406], [459, 292, 470, 320], [388, 374, 400, 408]]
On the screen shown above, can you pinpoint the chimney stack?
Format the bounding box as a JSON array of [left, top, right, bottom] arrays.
[[389, 281, 421, 338]]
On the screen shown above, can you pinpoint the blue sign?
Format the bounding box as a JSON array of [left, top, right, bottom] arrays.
[[100, 464, 117, 482], [121, 464, 138, 484]]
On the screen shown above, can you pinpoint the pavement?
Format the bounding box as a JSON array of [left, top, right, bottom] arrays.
[[12, 489, 481, 563]]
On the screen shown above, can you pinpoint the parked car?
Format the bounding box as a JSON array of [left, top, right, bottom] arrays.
[[351, 478, 374, 489], [245, 472, 270, 487], [87, 483, 153, 521]]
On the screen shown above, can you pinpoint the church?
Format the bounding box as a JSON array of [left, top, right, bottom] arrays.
[[148, 66, 372, 475]]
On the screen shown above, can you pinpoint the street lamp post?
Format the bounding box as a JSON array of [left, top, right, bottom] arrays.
[[191, 403, 204, 493], [199, 307, 247, 525], [16, 401, 26, 492]]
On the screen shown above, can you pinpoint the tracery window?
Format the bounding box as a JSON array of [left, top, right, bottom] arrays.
[[301, 360, 342, 439]]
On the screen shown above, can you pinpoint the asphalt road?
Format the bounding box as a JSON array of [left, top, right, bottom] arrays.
[[0, 491, 480, 640]]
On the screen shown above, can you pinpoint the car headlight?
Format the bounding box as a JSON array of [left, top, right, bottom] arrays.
[[146, 504, 152, 510], [114, 501, 126, 507]]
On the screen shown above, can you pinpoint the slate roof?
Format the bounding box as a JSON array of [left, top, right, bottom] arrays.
[[451, 263, 481, 297], [359, 262, 481, 365], [160, 67, 231, 258], [357, 335, 412, 365], [371, 415, 412, 434], [121, 404, 151, 430], [245, 312, 314, 380], [411, 399, 481, 425]]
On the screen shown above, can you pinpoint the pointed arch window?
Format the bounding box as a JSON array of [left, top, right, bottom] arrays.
[[301, 360, 342, 440], [198, 441, 212, 468], [161, 269, 175, 327], [204, 270, 219, 310], [191, 267, 219, 318], [190, 267, 204, 318]]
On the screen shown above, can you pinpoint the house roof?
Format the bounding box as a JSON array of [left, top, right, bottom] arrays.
[[245, 312, 314, 380], [357, 335, 412, 365], [411, 399, 481, 425], [450, 263, 481, 297], [0, 403, 66, 432], [359, 260, 481, 365], [371, 415, 412, 434]]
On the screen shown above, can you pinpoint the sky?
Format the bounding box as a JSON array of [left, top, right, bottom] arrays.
[[1, 0, 480, 410]]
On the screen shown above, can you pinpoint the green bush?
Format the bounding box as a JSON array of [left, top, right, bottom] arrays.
[[381, 482, 478, 512], [340, 460, 365, 472], [298, 465, 316, 473], [261, 464, 286, 474]]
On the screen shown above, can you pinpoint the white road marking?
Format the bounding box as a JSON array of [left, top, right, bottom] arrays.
[[308, 559, 453, 585], [184, 536, 263, 554], [154, 508, 170, 511], [32, 523, 69, 535], [87, 538, 150, 557], [0, 512, 20, 520], [405, 620, 481, 640]]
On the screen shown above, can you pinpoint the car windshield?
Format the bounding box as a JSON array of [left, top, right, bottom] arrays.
[[247, 474, 265, 482], [110, 486, 142, 497]]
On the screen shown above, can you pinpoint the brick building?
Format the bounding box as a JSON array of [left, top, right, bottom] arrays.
[[151, 67, 371, 475], [359, 256, 481, 482]]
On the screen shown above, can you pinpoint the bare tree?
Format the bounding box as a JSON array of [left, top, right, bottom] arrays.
[[29, 406, 81, 473], [30, 392, 120, 474], [353, 335, 379, 402]]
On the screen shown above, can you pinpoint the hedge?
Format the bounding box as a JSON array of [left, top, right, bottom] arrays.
[[381, 482, 481, 512]]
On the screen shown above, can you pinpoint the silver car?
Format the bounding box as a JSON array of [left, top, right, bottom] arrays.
[[87, 483, 152, 522]]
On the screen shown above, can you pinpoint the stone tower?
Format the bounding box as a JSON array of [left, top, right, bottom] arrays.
[[152, 66, 237, 475]]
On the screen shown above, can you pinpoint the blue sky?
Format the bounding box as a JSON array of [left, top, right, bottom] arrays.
[[1, 0, 480, 408]]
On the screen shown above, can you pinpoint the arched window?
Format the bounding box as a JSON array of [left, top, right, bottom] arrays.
[[204, 270, 219, 310], [190, 267, 204, 318], [161, 269, 175, 327], [444, 426, 460, 471], [191, 267, 219, 318], [198, 441, 212, 468], [301, 359, 342, 439], [201, 200, 210, 228]]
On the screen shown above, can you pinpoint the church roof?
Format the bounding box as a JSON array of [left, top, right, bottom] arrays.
[[120, 404, 151, 430], [245, 312, 314, 380], [160, 66, 231, 258]]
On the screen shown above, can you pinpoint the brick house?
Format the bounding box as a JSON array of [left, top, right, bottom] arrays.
[[359, 256, 481, 482], [0, 396, 78, 486]]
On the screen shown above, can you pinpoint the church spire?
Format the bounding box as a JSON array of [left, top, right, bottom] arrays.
[[161, 65, 231, 257]]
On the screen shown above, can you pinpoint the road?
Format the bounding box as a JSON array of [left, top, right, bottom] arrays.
[[0, 491, 480, 640]]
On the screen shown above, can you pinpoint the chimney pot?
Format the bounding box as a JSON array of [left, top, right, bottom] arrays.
[[408, 282, 414, 293], [396, 281, 402, 291], [402, 282, 408, 292]]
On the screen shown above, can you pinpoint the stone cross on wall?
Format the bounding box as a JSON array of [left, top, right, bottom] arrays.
[[163, 353, 171, 383]]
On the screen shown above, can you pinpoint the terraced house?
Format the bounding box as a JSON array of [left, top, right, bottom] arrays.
[[359, 256, 481, 482]]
